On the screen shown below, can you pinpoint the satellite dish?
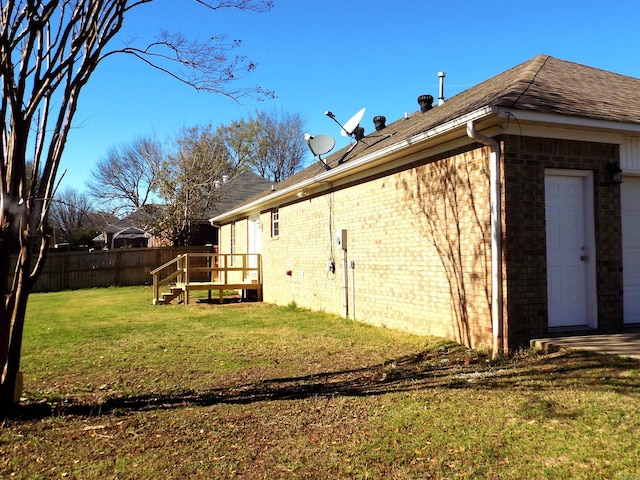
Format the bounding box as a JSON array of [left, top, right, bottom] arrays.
[[305, 134, 335, 156], [340, 107, 366, 137], [304, 133, 335, 170], [326, 108, 366, 141]]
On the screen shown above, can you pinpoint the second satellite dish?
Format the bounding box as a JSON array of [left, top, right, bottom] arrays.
[[340, 107, 366, 137], [305, 134, 335, 156], [304, 133, 335, 170]]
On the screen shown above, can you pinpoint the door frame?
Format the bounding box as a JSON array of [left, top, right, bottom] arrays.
[[247, 214, 262, 275], [545, 168, 598, 329]]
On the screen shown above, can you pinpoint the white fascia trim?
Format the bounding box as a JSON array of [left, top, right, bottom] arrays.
[[210, 106, 497, 224], [496, 108, 640, 134]]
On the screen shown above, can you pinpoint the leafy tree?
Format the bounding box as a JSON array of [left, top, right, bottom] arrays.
[[219, 109, 307, 183], [154, 125, 235, 245], [0, 0, 273, 411], [88, 136, 163, 216]]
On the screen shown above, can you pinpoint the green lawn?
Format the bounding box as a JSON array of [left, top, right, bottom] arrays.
[[1, 286, 639, 479]]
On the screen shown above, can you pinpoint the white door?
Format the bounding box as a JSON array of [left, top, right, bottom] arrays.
[[248, 215, 261, 276], [622, 176, 640, 324], [545, 172, 596, 328]]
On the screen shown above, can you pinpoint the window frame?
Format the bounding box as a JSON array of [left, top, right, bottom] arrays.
[[271, 208, 280, 238]]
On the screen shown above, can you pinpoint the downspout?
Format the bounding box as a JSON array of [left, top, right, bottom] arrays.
[[467, 121, 503, 358]]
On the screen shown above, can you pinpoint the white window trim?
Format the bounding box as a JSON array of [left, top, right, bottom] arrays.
[[271, 208, 280, 239]]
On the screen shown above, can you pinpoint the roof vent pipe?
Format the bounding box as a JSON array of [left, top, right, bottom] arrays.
[[373, 115, 387, 131], [417, 94, 434, 112], [222, 175, 229, 184], [438, 71, 446, 105]]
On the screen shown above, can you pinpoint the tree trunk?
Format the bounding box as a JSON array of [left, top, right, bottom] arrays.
[[0, 247, 34, 414]]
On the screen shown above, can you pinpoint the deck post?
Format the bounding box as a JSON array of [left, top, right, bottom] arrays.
[[153, 272, 159, 304]]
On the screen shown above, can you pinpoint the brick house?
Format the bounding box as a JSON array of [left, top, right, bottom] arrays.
[[210, 55, 640, 354]]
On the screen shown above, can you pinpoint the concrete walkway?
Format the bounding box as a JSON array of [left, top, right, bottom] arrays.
[[531, 331, 640, 360]]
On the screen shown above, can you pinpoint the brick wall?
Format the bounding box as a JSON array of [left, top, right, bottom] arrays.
[[218, 135, 624, 352], [502, 135, 623, 348], [238, 145, 497, 350]]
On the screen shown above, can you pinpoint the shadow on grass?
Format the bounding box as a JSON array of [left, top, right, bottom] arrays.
[[9, 349, 640, 420]]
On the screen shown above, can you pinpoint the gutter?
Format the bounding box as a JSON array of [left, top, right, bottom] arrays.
[[210, 106, 497, 224], [212, 105, 640, 226], [466, 121, 504, 358]]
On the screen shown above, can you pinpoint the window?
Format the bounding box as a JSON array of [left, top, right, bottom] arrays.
[[271, 208, 279, 238]]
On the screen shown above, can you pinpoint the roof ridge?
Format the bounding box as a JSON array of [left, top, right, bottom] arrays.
[[506, 54, 551, 108]]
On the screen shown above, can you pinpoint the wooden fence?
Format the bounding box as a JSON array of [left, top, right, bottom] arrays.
[[10, 247, 214, 293]]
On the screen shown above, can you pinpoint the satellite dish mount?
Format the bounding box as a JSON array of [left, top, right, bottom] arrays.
[[325, 108, 366, 141], [325, 108, 366, 164]]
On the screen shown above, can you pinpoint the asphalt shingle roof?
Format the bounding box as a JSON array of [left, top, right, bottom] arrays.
[[202, 170, 272, 219], [222, 55, 640, 213]]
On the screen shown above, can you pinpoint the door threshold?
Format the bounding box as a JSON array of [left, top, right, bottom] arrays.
[[547, 325, 596, 335]]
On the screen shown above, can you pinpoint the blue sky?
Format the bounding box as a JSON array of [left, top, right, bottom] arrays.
[[61, 0, 640, 193]]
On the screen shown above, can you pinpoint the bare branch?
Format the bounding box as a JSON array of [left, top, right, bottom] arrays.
[[88, 136, 163, 215], [219, 109, 307, 183], [104, 30, 275, 99], [194, 0, 274, 13]]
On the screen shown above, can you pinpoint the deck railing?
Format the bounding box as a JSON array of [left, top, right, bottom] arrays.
[[151, 253, 262, 304]]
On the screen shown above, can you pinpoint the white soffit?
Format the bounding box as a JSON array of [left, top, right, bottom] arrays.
[[497, 108, 640, 138]]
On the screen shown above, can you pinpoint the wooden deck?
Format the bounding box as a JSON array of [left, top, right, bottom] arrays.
[[150, 253, 262, 305]]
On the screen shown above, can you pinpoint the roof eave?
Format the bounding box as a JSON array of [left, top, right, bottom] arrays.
[[496, 108, 640, 134], [210, 105, 498, 224]]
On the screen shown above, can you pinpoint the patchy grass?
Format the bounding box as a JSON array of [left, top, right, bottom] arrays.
[[1, 286, 640, 479]]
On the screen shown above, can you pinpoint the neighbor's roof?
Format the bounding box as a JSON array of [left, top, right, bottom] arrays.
[[203, 170, 272, 219], [106, 171, 271, 231], [215, 55, 640, 218]]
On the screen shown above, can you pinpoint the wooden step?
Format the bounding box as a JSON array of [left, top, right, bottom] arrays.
[[157, 286, 184, 305]]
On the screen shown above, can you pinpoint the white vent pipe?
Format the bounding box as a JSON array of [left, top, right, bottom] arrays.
[[438, 72, 446, 105]]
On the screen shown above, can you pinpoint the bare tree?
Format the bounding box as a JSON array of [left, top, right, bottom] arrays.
[[154, 125, 235, 245], [49, 187, 100, 247], [0, 0, 273, 411], [255, 109, 307, 182], [219, 109, 307, 183], [88, 136, 163, 215]]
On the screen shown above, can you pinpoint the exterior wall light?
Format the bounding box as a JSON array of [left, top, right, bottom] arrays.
[[607, 162, 623, 184]]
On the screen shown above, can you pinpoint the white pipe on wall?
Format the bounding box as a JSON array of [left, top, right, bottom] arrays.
[[467, 121, 504, 358]]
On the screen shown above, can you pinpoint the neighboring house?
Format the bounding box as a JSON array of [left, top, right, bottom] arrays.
[[92, 207, 158, 249], [95, 171, 271, 249], [210, 54, 640, 354]]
